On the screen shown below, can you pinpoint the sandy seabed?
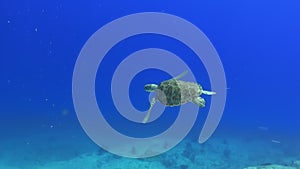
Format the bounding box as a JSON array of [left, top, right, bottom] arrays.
[[1, 129, 299, 169]]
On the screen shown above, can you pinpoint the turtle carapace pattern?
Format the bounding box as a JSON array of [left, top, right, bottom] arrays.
[[143, 71, 216, 123]]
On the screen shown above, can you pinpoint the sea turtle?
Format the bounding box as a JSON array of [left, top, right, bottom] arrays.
[[143, 71, 216, 123]]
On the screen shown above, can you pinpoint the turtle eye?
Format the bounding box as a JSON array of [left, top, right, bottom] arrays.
[[144, 85, 151, 91]]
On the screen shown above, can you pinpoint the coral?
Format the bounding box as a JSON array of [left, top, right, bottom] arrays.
[[244, 165, 295, 169], [244, 161, 300, 169]]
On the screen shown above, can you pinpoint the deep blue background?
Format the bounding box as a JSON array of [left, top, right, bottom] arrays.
[[1, 0, 300, 140]]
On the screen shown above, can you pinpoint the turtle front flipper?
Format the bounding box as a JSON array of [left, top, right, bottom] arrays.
[[142, 97, 157, 123], [192, 97, 205, 107], [173, 70, 188, 80]]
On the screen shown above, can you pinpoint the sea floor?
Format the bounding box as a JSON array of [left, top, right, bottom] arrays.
[[1, 127, 299, 169]]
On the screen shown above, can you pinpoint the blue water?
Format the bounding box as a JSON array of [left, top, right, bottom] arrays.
[[1, 0, 300, 168]]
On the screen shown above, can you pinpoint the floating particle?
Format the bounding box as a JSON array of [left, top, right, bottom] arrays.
[[258, 126, 269, 131], [62, 109, 69, 116], [271, 139, 281, 144]]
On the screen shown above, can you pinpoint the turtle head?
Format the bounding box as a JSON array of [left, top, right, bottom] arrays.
[[144, 84, 158, 92]]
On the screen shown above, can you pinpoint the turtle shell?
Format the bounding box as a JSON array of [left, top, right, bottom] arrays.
[[156, 79, 202, 106]]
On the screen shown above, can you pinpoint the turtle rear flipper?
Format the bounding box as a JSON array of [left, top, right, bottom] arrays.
[[202, 90, 216, 95], [193, 97, 205, 107]]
